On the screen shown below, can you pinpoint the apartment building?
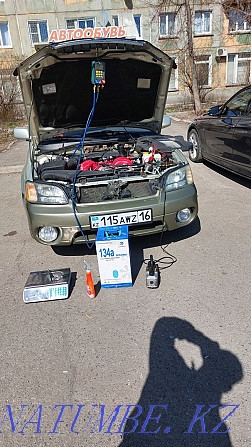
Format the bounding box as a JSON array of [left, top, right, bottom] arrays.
[[0, 0, 250, 106]]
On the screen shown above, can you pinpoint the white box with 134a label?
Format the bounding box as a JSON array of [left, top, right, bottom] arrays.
[[96, 225, 132, 288]]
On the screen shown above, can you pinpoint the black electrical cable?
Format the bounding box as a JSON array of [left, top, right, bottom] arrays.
[[143, 225, 177, 270], [122, 124, 137, 143]]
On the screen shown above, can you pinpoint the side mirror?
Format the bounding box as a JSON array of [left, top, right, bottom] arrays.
[[162, 115, 171, 128], [14, 127, 29, 140], [208, 106, 220, 116]]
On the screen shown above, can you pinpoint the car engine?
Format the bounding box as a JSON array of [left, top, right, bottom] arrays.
[[34, 135, 188, 203]]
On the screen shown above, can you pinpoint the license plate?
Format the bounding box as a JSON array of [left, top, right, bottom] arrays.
[[90, 209, 152, 229]]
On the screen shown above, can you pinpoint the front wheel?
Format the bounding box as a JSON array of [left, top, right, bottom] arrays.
[[188, 129, 203, 162]]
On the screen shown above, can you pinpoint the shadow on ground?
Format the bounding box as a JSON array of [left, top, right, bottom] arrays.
[[52, 217, 201, 257], [52, 217, 201, 284], [203, 161, 251, 189], [118, 317, 242, 447]]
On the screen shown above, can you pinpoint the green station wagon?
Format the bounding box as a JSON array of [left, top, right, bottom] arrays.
[[14, 38, 198, 246]]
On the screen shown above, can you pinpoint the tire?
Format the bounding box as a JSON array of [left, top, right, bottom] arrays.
[[188, 129, 203, 162]]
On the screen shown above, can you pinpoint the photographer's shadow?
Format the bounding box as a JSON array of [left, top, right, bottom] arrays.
[[119, 317, 242, 447]]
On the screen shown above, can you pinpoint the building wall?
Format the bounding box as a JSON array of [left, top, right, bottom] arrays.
[[149, 0, 251, 105], [0, 0, 250, 106]]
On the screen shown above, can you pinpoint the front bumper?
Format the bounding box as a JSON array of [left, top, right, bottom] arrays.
[[24, 184, 198, 245]]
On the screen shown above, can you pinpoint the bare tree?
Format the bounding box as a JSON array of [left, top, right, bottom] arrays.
[[183, 0, 202, 114], [150, 0, 207, 114], [150, 0, 251, 114], [178, 55, 214, 104], [0, 54, 24, 121]]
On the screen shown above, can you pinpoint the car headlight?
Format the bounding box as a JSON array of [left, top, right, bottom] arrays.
[[165, 165, 193, 192], [26, 182, 68, 204]]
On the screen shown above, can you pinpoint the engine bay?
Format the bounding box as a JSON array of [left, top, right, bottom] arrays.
[[34, 135, 188, 203]]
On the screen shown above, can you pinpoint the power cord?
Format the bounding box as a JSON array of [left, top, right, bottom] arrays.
[[143, 225, 177, 271], [159, 224, 177, 268]]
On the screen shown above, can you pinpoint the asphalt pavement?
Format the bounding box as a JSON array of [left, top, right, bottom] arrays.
[[0, 120, 250, 446]]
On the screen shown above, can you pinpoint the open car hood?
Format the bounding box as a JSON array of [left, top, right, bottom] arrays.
[[14, 38, 173, 143]]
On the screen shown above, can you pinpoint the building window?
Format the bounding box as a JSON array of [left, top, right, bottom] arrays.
[[227, 53, 251, 85], [66, 18, 95, 29], [195, 55, 212, 87], [112, 16, 119, 27], [134, 15, 141, 37], [0, 22, 11, 47], [194, 11, 211, 35], [28, 21, 48, 45], [228, 10, 251, 32], [159, 13, 177, 37], [169, 58, 178, 91]]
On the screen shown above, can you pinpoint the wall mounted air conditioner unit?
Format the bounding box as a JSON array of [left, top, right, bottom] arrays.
[[216, 48, 227, 57]]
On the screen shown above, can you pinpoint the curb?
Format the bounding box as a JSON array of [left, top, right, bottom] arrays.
[[170, 116, 192, 124], [7, 140, 17, 150], [0, 165, 23, 175]]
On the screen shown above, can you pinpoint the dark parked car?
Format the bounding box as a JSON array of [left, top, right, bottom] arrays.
[[188, 85, 251, 179]]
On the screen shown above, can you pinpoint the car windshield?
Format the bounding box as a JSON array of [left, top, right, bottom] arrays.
[[222, 88, 251, 117]]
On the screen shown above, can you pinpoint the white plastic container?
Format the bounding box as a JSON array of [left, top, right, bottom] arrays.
[[142, 150, 161, 163]]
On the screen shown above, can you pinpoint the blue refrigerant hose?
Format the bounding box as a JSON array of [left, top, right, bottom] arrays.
[[71, 87, 98, 249]]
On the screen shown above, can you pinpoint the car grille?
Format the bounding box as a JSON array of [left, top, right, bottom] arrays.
[[79, 180, 156, 203]]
